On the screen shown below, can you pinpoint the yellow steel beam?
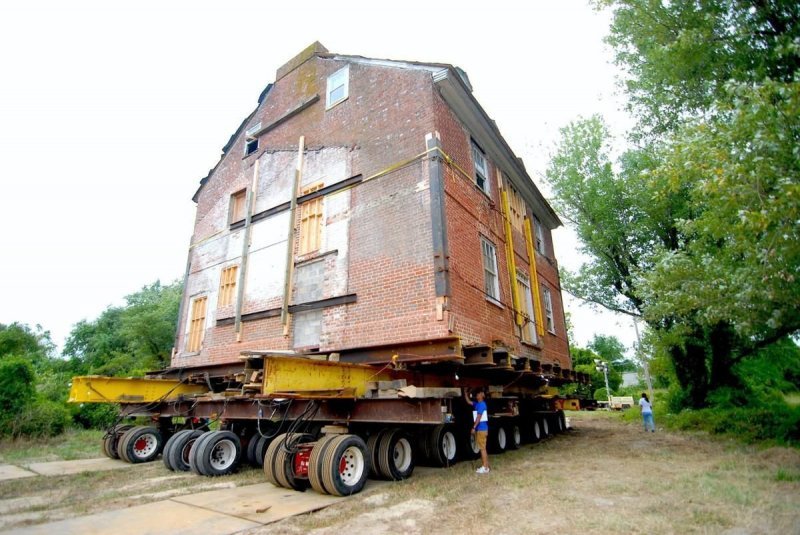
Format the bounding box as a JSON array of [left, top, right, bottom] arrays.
[[523, 216, 546, 337], [68, 376, 209, 404], [500, 188, 523, 326], [263, 356, 393, 398]]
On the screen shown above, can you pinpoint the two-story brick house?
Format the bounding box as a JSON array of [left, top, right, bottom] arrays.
[[173, 42, 571, 378]]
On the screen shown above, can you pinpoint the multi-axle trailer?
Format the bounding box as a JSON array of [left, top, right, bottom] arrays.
[[70, 346, 584, 496]]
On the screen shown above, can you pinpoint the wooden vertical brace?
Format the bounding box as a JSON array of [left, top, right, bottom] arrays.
[[234, 159, 260, 341], [524, 216, 546, 337], [500, 185, 523, 327], [281, 136, 305, 335]]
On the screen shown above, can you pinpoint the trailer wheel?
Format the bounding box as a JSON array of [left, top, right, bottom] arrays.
[[253, 433, 274, 468], [540, 416, 550, 438], [189, 431, 216, 475], [119, 426, 162, 464], [506, 422, 522, 450], [489, 426, 507, 454], [321, 434, 369, 496], [462, 429, 481, 460], [531, 419, 542, 442], [163, 429, 190, 471], [308, 435, 340, 494], [245, 434, 260, 466], [275, 433, 313, 490], [169, 430, 204, 472], [377, 428, 414, 481], [427, 424, 457, 467], [102, 424, 133, 459], [556, 410, 567, 433], [367, 429, 388, 478], [196, 431, 241, 477], [263, 433, 288, 486]]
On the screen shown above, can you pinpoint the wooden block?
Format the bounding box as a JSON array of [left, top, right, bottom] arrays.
[[365, 381, 378, 391], [378, 379, 407, 389], [378, 389, 399, 398], [398, 386, 462, 399]]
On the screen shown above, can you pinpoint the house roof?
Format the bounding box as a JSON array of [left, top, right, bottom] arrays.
[[192, 44, 562, 229]]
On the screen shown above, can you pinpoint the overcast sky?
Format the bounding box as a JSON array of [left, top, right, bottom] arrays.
[[0, 0, 638, 356]]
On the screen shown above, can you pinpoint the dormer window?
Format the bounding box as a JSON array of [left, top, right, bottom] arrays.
[[326, 65, 349, 109], [472, 141, 489, 195]]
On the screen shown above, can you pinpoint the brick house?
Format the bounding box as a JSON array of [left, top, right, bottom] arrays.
[[173, 42, 571, 378]]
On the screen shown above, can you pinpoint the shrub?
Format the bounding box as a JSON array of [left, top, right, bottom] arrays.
[[72, 403, 119, 429], [593, 387, 609, 401], [0, 356, 35, 416], [11, 399, 71, 438]]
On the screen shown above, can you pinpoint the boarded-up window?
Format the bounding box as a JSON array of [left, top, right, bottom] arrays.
[[517, 271, 537, 344], [218, 265, 238, 307], [506, 179, 526, 232], [230, 189, 247, 224], [187, 296, 207, 352], [543, 287, 555, 334], [299, 182, 324, 255]]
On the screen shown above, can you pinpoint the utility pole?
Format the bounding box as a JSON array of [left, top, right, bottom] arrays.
[[594, 360, 611, 409], [633, 317, 654, 402]]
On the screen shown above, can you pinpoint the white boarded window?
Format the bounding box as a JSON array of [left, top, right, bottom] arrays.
[[481, 236, 500, 303], [543, 287, 555, 334], [517, 272, 537, 344], [326, 65, 349, 108]]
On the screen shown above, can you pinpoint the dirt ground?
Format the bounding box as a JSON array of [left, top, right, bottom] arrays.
[[1, 412, 798, 534]]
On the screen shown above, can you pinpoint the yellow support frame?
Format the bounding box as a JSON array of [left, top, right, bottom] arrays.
[[263, 356, 394, 398], [524, 216, 546, 337], [500, 188, 523, 327], [68, 376, 209, 404]]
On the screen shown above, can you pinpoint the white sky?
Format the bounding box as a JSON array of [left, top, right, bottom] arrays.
[[0, 0, 637, 355]]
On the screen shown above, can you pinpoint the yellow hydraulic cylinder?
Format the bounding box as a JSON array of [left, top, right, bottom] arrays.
[[263, 356, 394, 398], [68, 376, 209, 403]]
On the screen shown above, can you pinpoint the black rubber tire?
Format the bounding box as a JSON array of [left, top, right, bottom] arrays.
[[367, 429, 388, 478], [540, 416, 550, 438], [162, 429, 191, 471], [427, 424, 458, 467], [169, 430, 204, 472], [556, 410, 567, 433], [102, 424, 133, 459], [116, 426, 140, 463], [253, 433, 274, 468], [506, 422, 522, 450], [246, 434, 260, 466], [275, 433, 314, 490], [378, 428, 414, 481], [119, 426, 162, 464], [189, 430, 216, 475], [194, 430, 242, 477], [460, 427, 481, 460], [263, 433, 288, 486], [488, 425, 508, 454], [321, 434, 369, 496], [308, 435, 340, 494], [531, 419, 542, 442]]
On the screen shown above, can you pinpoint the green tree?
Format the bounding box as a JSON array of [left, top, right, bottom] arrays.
[[64, 280, 182, 377], [0, 323, 55, 370]]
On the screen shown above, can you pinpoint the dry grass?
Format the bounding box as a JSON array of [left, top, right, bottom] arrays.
[[1, 414, 797, 534]]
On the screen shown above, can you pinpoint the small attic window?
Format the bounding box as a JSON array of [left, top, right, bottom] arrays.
[[245, 137, 258, 156], [326, 65, 349, 109]]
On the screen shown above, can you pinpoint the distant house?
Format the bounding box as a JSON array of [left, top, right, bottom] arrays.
[[172, 42, 574, 380]]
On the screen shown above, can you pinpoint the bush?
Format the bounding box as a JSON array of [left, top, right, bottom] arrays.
[[72, 403, 119, 429], [10, 399, 71, 438], [0, 356, 35, 416], [593, 387, 609, 401]]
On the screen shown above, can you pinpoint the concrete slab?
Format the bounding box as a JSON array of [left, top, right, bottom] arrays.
[[6, 499, 261, 535], [171, 482, 346, 525], [25, 458, 136, 476], [0, 464, 36, 481]]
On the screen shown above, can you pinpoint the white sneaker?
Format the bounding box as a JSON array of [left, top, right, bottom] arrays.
[[476, 466, 490, 474]]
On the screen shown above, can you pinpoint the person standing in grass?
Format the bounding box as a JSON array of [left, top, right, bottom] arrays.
[[639, 392, 655, 432], [465, 387, 490, 473]]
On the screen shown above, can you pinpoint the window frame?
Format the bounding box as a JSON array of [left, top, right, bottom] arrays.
[[480, 236, 501, 304], [186, 295, 207, 353], [534, 217, 547, 256], [244, 137, 259, 156], [471, 141, 490, 195], [299, 182, 325, 255], [229, 189, 247, 225], [543, 287, 555, 334], [326, 65, 350, 109], [218, 265, 238, 308], [516, 271, 538, 345]]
